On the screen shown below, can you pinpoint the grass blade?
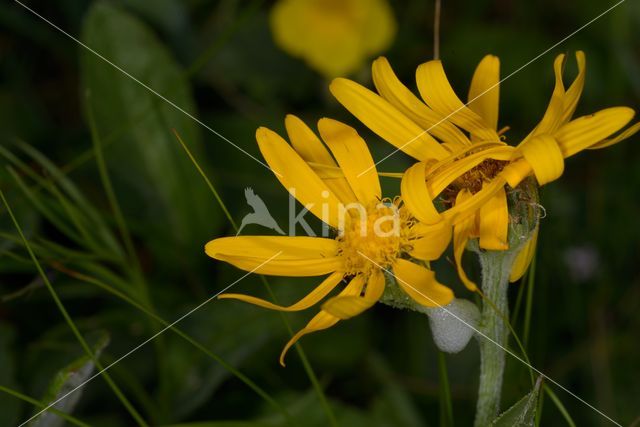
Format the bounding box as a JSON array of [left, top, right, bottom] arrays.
[[0, 189, 149, 427], [49, 262, 293, 424], [544, 386, 577, 427], [0, 385, 90, 427]]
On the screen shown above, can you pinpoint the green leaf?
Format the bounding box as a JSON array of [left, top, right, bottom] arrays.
[[80, 1, 220, 258], [29, 332, 110, 427], [491, 377, 543, 427]]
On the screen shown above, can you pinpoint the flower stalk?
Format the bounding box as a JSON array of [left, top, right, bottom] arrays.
[[473, 178, 539, 426], [474, 248, 519, 426]]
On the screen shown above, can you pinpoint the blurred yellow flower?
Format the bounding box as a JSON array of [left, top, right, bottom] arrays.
[[270, 0, 396, 78], [330, 52, 639, 287], [206, 116, 453, 365]]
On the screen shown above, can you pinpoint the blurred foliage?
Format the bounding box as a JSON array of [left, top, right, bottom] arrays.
[[1, 0, 639, 426]]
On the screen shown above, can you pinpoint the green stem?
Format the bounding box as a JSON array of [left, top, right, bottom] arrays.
[[474, 249, 519, 427], [438, 351, 454, 427]]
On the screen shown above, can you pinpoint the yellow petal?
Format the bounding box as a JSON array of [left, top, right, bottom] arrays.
[[257, 127, 344, 227], [531, 54, 567, 136], [322, 269, 384, 319], [279, 271, 367, 366], [218, 271, 344, 311], [415, 60, 499, 141], [392, 258, 454, 307], [588, 121, 640, 150], [452, 190, 478, 291], [409, 221, 452, 261], [285, 115, 357, 204], [509, 226, 538, 283], [518, 134, 564, 185], [317, 118, 381, 204], [330, 78, 450, 161], [285, 114, 334, 165], [443, 177, 506, 224], [478, 186, 509, 250], [306, 162, 343, 178], [561, 51, 586, 124], [206, 236, 338, 259], [400, 162, 442, 224], [468, 54, 500, 131], [218, 254, 343, 277], [499, 159, 532, 189], [372, 57, 471, 147], [426, 145, 514, 197], [279, 311, 339, 366], [205, 236, 342, 276], [555, 107, 635, 158]]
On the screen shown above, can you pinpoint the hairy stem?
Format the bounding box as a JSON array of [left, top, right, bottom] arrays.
[[474, 249, 518, 426]]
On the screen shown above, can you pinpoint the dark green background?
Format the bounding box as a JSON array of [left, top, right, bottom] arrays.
[[1, 0, 639, 426]]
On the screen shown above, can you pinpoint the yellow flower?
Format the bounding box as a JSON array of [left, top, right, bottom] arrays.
[[330, 52, 639, 287], [270, 0, 396, 78], [205, 116, 453, 365]]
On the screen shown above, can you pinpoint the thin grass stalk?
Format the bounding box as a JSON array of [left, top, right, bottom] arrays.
[[0, 189, 148, 427]]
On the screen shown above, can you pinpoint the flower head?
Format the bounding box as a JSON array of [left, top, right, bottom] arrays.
[[330, 51, 639, 286], [270, 0, 396, 77], [206, 116, 453, 365]]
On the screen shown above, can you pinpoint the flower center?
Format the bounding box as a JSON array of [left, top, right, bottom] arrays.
[[336, 199, 412, 276], [445, 158, 508, 199]]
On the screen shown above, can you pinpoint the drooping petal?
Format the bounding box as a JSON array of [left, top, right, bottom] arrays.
[[205, 236, 342, 276], [285, 115, 357, 204], [468, 54, 500, 132], [322, 269, 384, 319], [517, 134, 565, 185], [279, 311, 339, 366], [318, 118, 381, 204], [555, 107, 636, 157], [256, 127, 344, 227], [330, 78, 450, 161], [219, 271, 344, 311], [509, 226, 538, 283], [478, 186, 509, 250], [401, 162, 442, 224], [452, 190, 478, 291], [415, 60, 499, 141], [409, 221, 452, 261], [392, 258, 454, 307], [372, 57, 471, 147], [279, 273, 366, 366]]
